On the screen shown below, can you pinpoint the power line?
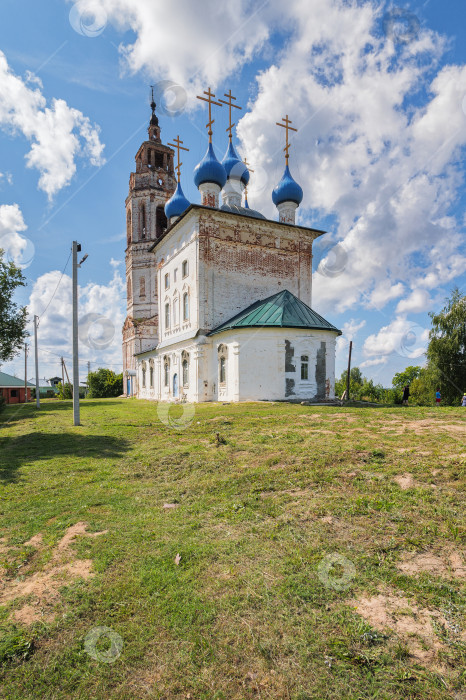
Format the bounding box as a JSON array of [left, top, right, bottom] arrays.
[[37, 251, 72, 326]]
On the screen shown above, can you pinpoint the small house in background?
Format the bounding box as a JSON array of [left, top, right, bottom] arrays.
[[28, 378, 58, 398], [49, 377, 61, 391], [0, 371, 34, 404]]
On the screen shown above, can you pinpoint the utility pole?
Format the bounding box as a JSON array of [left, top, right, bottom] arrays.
[[61, 356, 65, 388], [345, 340, 353, 402], [24, 342, 28, 403], [34, 315, 40, 408], [72, 241, 88, 426], [87, 361, 91, 397], [63, 358, 72, 388]]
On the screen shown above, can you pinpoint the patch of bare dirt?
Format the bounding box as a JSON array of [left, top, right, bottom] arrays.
[[398, 550, 466, 579], [351, 591, 466, 670], [385, 419, 466, 437], [12, 603, 55, 625], [24, 533, 43, 547], [393, 473, 417, 490], [320, 516, 335, 524], [0, 522, 107, 624]]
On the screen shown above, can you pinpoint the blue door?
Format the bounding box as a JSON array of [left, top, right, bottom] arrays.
[[127, 378, 131, 396], [173, 373, 179, 398]]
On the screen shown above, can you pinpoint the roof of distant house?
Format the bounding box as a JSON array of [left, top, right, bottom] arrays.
[[0, 371, 35, 387]]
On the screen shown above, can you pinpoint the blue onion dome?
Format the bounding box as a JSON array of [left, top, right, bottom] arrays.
[[165, 181, 190, 219], [193, 142, 227, 189], [272, 165, 303, 206], [222, 141, 250, 186]]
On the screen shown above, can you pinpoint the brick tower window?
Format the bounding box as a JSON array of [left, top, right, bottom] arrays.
[[156, 206, 167, 238], [140, 203, 146, 239], [126, 210, 132, 245]]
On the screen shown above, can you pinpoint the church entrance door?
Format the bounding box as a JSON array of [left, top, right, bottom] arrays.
[[127, 378, 131, 396], [173, 373, 179, 398]]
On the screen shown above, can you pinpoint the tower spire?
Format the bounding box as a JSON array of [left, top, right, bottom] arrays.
[[148, 85, 160, 141]]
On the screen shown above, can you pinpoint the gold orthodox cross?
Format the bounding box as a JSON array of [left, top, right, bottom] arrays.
[[243, 158, 254, 203], [276, 115, 297, 165], [219, 89, 242, 140], [196, 88, 223, 142], [168, 135, 189, 182]]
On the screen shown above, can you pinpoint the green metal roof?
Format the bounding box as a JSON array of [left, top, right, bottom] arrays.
[[208, 290, 341, 336], [0, 371, 35, 387]]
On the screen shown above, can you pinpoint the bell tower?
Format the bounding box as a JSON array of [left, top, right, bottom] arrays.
[[122, 93, 177, 394]]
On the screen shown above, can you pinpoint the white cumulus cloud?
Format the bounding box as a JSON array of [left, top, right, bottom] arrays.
[[0, 203, 33, 268], [24, 264, 126, 380], [363, 317, 429, 359], [0, 50, 105, 199]]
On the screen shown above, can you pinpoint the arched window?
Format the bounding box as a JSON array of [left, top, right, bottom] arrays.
[[156, 206, 167, 238], [165, 303, 170, 329], [127, 277, 132, 300], [183, 292, 189, 322], [173, 296, 179, 326], [141, 203, 146, 239], [182, 260, 188, 278], [301, 355, 309, 381], [163, 356, 170, 387], [149, 360, 154, 388], [218, 344, 227, 385], [220, 357, 226, 384], [139, 276, 146, 298], [182, 351, 189, 387], [141, 361, 147, 388], [126, 209, 132, 245]]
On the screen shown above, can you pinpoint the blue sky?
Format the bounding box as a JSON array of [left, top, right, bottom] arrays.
[[0, 0, 465, 386]]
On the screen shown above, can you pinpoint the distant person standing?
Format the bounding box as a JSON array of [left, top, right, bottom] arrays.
[[435, 388, 441, 406], [402, 385, 410, 406], [461, 393, 466, 407]]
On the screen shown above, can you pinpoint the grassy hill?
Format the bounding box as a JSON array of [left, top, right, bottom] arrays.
[[0, 399, 465, 699]]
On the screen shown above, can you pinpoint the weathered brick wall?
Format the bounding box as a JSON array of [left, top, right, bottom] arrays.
[[197, 210, 320, 331]]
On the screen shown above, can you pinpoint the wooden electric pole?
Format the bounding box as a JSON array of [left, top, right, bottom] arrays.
[[345, 340, 353, 401]]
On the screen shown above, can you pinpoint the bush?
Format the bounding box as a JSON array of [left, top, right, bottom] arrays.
[[57, 382, 72, 400]]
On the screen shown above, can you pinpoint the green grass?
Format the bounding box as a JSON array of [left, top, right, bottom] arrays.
[[0, 399, 465, 699]]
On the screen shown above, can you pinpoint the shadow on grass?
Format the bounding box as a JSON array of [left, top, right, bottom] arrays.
[[0, 432, 130, 483], [0, 399, 128, 427]]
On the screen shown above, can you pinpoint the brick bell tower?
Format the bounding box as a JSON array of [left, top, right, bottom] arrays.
[[122, 93, 177, 395]]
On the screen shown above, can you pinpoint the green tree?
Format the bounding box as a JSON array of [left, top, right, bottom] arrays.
[[87, 368, 123, 398], [335, 367, 386, 401], [391, 366, 422, 402], [427, 288, 466, 405], [409, 368, 435, 406], [57, 382, 73, 400], [0, 249, 28, 362], [392, 366, 422, 391]]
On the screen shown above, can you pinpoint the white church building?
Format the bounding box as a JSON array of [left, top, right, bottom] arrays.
[[122, 92, 341, 402]]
